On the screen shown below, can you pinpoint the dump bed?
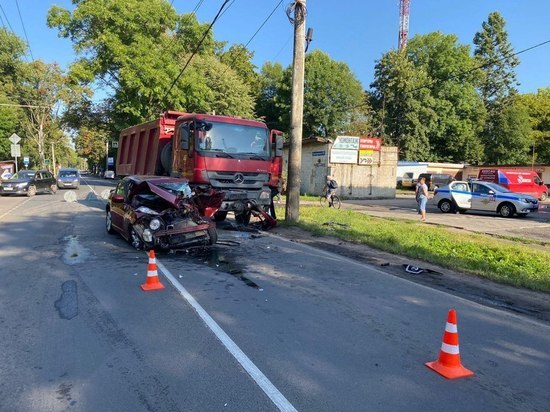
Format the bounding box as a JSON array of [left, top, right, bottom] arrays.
[[116, 111, 185, 176]]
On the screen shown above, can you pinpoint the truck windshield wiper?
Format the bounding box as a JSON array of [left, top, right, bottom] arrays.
[[211, 151, 234, 158], [242, 153, 266, 160]]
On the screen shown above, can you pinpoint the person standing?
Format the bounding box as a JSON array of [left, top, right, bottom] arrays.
[[416, 176, 429, 222]]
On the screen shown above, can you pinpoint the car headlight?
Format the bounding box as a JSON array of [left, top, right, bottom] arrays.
[[16, 182, 29, 188], [519, 198, 529, 203], [149, 218, 161, 230]]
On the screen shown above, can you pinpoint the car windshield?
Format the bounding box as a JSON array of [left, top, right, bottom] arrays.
[[156, 181, 192, 198], [59, 171, 78, 177], [11, 171, 35, 180], [196, 121, 270, 158]]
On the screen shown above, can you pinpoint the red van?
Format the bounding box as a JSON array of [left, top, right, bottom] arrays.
[[478, 169, 548, 201]]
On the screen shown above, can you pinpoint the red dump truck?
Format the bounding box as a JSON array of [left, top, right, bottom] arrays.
[[116, 111, 284, 225]]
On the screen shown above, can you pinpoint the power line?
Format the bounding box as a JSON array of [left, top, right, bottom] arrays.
[[160, 0, 232, 105], [15, 0, 34, 61], [0, 3, 15, 33], [219, 0, 284, 78]]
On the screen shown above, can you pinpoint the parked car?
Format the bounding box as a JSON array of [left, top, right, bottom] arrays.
[[104, 170, 115, 179], [399, 172, 418, 189], [57, 168, 81, 189], [417, 173, 455, 191], [0, 170, 57, 196], [106, 176, 224, 250], [432, 180, 539, 217]]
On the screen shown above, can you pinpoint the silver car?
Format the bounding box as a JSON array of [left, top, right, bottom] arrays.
[[432, 180, 539, 217]]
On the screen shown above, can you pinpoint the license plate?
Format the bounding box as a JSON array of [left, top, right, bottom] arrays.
[[4, 187, 13, 191]]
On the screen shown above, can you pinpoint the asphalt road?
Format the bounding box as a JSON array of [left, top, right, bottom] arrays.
[[0, 177, 549, 411]]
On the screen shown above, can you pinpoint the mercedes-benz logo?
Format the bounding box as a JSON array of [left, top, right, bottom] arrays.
[[233, 173, 245, 184]]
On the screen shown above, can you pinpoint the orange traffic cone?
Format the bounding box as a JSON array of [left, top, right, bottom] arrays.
[[140, 250, 165, 291], [425, 309, 474, 379]]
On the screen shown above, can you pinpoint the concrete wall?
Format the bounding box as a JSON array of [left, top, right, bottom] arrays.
[[283, 139, 398, 198]]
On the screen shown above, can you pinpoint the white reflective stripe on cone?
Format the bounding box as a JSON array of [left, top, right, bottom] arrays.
[[440, 342, 460, 355], [445, 322, 458, 333]]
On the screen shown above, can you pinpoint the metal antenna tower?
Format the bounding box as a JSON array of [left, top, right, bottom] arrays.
[[398, 0, 410, 50]]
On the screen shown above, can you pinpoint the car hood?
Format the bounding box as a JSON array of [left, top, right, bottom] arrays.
[[2, 178, 30, 184]]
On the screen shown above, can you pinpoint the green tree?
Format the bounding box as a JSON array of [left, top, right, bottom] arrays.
[[473, 12, 519, 104], [255, 62, 286, 131], [407, 32, 485, 163], [371, 50, 436, 161], [518, 88, 550, 164], [47, 0, 256, 131], [270, 51, 364, 138]]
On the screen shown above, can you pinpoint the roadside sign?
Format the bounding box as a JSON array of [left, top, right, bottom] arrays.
[[9, 133, 21, 145], [23, 156, 29, 166], [45, 159, 50, 165], [111, 141, 118, 148], [108, 157, 114, 165], [10, 144, 21, 157]]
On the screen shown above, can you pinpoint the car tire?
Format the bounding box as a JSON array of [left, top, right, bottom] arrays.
[[50, 184, 57, 194], [540, 192, 548, 202], [498, 202, 516, 218], [106, 210, 116, 234], [207, 226, 218, 245], [27, 185, 36, 197], [128, 225, 144, 250], [213, 211, 228, 222], [438, 199, 453, 213], [457, 208, 467, 214]]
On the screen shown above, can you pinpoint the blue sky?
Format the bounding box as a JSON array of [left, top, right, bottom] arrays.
[[1, 0, 549, 95]]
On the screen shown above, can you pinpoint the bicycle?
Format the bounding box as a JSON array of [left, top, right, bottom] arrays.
[[319, 191, 341, 209]]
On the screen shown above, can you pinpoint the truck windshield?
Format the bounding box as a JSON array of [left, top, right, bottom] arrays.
[[197, 122, 269, 159]]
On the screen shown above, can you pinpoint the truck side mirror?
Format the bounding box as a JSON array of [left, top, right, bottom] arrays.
[[271, 130, 284, 156]]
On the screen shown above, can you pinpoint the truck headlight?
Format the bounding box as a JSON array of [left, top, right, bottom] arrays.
[[149, 218, 161, 230], [259, 190, 271, 200]]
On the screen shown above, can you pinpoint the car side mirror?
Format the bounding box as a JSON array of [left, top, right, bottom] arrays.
[[111, 194, 125, 203], [488, 190, 495, 195]]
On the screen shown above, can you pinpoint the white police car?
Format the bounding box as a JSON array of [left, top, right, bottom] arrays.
[[432, 180, 539, 217]]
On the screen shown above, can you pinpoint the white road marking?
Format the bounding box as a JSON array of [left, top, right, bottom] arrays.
[[0, 197, 32, 221], [154, 257, 298, 412]]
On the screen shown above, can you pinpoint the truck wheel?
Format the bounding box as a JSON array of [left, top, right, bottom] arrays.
[[128, 225, 144, 250], [498, 202, 516, 218], [438, 199, 453, 213], [235, 211, 251, 225], [214, 211, 228, 222], [207, 226, 218, 245]]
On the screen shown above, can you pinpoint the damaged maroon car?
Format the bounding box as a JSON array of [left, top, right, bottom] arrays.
[[106, 176, 224, 250]]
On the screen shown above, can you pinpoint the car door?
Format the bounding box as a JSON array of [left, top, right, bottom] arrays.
[[471, 182, 497, 212], [34, 172, 46, 192], [449, 182, 472, 210], [110, 182, 128, 231]]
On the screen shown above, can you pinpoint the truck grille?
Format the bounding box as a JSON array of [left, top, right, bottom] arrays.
[[207, 171, 269, 190]]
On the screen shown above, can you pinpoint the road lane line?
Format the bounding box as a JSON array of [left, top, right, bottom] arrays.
[[154, 257, 298, 412], [0, 197, 32, 221]]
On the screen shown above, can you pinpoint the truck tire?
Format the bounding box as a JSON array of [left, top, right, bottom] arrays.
[[207, 226, 218, 245], [214, 211, 228, 222], [235, 211, 251, 226], [160, 142, 173, 175]]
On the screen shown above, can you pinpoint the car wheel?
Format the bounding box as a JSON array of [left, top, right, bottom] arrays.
[[106, 210, 116, 234], [457, 208, 467, 214], [498, 202, 516, 218], [439, 199, 453, 213], [214, 211, 228, 222], [235, 211, 251, 225], [50, 184, 57, 194], [540, 192, 548, 202], [128, 225, 144, 250], [27, 185, 37, 197], [207, 226, 218, 245]]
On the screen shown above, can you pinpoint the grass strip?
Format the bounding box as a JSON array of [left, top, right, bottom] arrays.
[[274, 206, 550, 293]]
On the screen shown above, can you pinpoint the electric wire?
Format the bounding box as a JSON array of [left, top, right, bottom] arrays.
[[15, 0, 34, 61], [160, 0, 232, 105], [219, 0, 284, 78], [0, 3, 15, 33]]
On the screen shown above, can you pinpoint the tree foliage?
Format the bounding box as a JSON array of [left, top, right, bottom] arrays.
[[517, 88, 550, 164]]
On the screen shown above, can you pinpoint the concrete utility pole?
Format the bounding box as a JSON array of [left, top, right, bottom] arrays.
[[285, 0, 307, 223]]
